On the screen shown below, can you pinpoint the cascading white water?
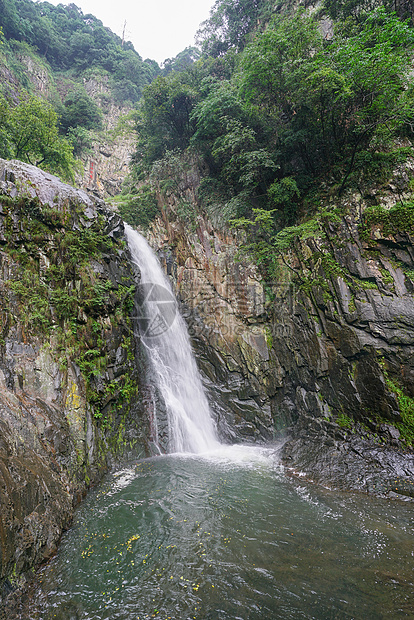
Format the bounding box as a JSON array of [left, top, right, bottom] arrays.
[[125, 224, 220, 454]]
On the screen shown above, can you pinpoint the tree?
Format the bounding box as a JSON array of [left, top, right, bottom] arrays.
[[189, 79, 278, 218], [162, 47, 201, 75], [196, 0, 268, 57], [0, 96, 13, 159], [0, 0, 159, 98], [327, 9, 414, 190], [190, 81, 246, 147], [66, 125, 93, 156], [135, 74, 199, 169], [240, 9, 414, 189], [0, 0, 23, 40], [240, 11, 321, 122], [324, 0, 414, 24], [60, 88, 103, 133], [9, 96, 78, 181]]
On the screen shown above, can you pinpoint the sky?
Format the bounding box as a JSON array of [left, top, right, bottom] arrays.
[[46, 0, 215, 64]]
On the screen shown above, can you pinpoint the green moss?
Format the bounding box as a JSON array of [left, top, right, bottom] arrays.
[[378, 266, 394, 286], [320, 253, 346, 279], [336, 413, 353, 429], [115, 183, 159, 230], [117, 284, 136, 315], [404, 269, 414, 282], [359, 200, 414, 242], [348, 147, 413, 189], [1, 194, 118, 328], [273, 217, 324, 253], [1, 192, 138, 432], [379, 360, 414, 445], [358, 279, 378, 290], [385, 379, 414, 445], [264, 325, 273, 351]]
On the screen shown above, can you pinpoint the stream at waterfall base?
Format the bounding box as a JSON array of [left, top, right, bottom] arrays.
[[25, 444, 414, 620]]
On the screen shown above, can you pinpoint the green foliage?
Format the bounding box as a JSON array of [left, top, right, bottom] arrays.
[[240, 10, 321, 114], [116, 184, 159, 230], [0, 0, 160, 103], [190, 81, 246, 149], [60, 88, 103, 133], [273, 218, 323, 253], [135, 74, 199, 169], [1, 197, 115, 331], [337, 413, 353, 429], [8, 274, 51, 330], [0, 96, 13, 158], [380, 362, 414, 445], [264, 325, 273, 351], [189, 80, 278, 218], [347, 147, 413, 187], [230, 208, 279, 278], [241, 8, 414, 188], [1, 193, 140, 432], [211, 118, 277, 191], [0, 95, 78, 181], [175, 198, 198, 227], [359, 200, 414, 240], [268, 177, 300, 225], [0, 39, 32, 92], [66, 126, 93, 156], [162, 47, 201, 75], [150, 149, 191, 194], [324, 0, 414, 24], [129, 0, 414, 284], [196, 0, 269, 56], [230, 207, 328, 280]]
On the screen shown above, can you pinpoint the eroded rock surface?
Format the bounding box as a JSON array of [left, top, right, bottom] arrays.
[[0, 159, 148, 604], [271, 196, 414, 498]]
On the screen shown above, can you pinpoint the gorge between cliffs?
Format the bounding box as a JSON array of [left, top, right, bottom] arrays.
[[1, 159, 414, 618]]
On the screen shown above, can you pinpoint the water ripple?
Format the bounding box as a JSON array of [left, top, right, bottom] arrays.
[[24, 452, 414, 620]]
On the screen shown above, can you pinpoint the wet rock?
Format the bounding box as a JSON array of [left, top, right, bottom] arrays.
[[270, 198, 414, 493], [379, 423, 401, 441], [0, 159, 149, 600], [147, 183, 414, 499]]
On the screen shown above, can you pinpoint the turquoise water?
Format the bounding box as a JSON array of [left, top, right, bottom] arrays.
[[28, 445, 414, 619]]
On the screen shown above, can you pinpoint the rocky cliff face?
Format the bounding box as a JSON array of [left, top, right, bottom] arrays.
[[78, 75, 135, 199], [0, 47, 135, 201], [0, 159, 148, 603], [147, 171, 414, 499], [0, 45, 50, 105], [272, 190, 414, 498]]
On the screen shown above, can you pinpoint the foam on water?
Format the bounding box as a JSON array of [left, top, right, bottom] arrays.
[[197, 443, 282, 467]]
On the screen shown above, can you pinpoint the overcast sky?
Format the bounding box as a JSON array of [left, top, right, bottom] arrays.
[[45, 0, 215, 64]]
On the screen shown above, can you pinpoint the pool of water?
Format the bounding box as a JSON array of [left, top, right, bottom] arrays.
[[26, 444, 414, 619]]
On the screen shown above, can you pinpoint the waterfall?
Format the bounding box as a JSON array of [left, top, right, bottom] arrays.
[[125, 224, 220, 454]]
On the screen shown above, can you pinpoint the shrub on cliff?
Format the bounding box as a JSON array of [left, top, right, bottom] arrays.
[[116, 184, 159, 230], [59, 88, 103, 134]]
